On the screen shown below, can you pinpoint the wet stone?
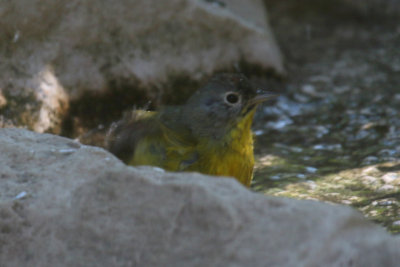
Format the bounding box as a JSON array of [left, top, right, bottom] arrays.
[[362, 156, 379, 165], [378, 149, 398, 157], [270, 175, 281, 180], [381, 173, 400, 184], [305, 180, 317, 190], [312, 144, 342, 151], [361, 175, 379, 186], [296, 174, 306, 179], [301, 84, 324, 98], [377, 184, 397, 193], [361, 166, 380, 175], [250, 0, 400, 233]]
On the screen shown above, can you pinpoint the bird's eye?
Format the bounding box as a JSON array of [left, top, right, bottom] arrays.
[[224, 92, 240, 105]]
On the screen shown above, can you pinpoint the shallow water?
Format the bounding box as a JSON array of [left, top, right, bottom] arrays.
[[252, 1, 400, 233]]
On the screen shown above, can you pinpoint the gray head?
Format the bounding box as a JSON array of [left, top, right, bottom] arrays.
[[181, 73, 274, 140]]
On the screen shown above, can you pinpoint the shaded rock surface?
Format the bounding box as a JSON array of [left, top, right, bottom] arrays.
[[0, 128, 399, 267], [0, 0, 283, 133]]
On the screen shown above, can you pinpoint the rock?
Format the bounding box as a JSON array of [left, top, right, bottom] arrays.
[[301, 84, 325, 98], [0, 92, 7, 108], [0, 128, 399, 267], [305, 166, 318, 173], [362, 166, 380, 175], [362, 156, 379, 165], [0, 66, 69, 133], [381, 172, 400, 184], [378, 184, 397, 193], [0, 0, 283, 133], [361, 175, 379, 186], [312, 143, 342, 151]]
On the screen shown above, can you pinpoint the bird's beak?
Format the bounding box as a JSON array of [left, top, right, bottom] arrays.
[[248, 92, 279, 106]]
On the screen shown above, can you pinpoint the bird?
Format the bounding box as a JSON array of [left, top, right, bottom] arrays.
[[106, 73, 276, 186]]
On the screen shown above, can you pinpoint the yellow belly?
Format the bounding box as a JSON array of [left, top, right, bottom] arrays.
[[130, 110, 256, 187], [195, 140, 254, 186]]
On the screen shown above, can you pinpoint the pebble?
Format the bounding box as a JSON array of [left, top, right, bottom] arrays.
[[377, 184, 396, 192], [382, 140, 396, 147], [375, 200, 396, 206], [313, 144, 342, 151], [253, 130, 264, 136], [315, 125, 329, 138], [15, 191, 27, 200], [275, 96, 303, 116], [362, 156, 379, 165], [290, 147, 303, 153], [313, 144, 325, 150], [270, 175, 281, 180], [13, 30, 20, 43], [381, 157, 398, 163], [296, 174, 306, 179], [305, 180, 317, 190], [381, 173, 400, 184], [305, 167, 317, 173], [378, 149, 397, 157], [393, 220, 400, 226], [266, 117, 293, 129], [293, 93, 310, 103], [354, 130, 370, 140], [301, 84, 321, 97], [369, 210, 378, 216], [362, 166, 379, 175], [361, 175, 379, 185], [333, 85, 351, 94], [333, 176, 343, 181]]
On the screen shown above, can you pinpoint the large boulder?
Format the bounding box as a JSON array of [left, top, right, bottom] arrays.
[[0, 128, 399, 266], [0, 0, 283, 133]]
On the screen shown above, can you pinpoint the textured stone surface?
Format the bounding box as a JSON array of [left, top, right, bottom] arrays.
[[0, 0, 283, 133], [0, 128, 399, 267], [258, 0, 400, 233], [0, 66, 68, 133]]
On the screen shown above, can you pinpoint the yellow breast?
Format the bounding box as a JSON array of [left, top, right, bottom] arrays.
[[130, 110, 256, 187], [192, 110, 256, 186]]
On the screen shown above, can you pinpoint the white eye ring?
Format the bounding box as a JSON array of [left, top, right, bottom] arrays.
[[224, 92, 241, 105]]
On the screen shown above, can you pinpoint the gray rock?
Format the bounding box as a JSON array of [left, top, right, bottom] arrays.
[[0, 128, 399, 267], [0, 0, 283, 133]]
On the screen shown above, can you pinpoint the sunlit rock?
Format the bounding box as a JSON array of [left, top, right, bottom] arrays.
[[0, 128, 399, 266], [0, 0, 283, 133]]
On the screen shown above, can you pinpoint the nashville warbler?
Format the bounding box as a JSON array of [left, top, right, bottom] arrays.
[[106, 73, 276, 186]]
